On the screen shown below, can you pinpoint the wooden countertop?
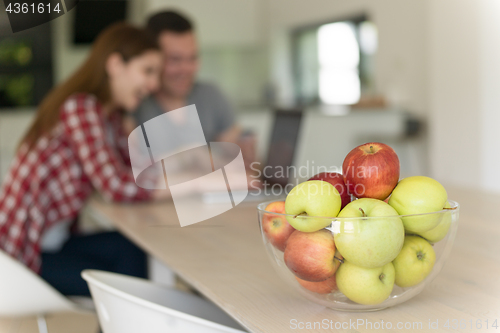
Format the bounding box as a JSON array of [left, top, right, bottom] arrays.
[[90, 187, 500, 332]]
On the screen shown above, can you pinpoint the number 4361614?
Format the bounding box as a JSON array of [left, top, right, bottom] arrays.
[[444, 319, 498, 330], [6, 2, 61, 14]]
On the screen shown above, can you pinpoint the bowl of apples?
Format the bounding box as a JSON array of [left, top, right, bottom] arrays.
[[257, 142, 459, 311]]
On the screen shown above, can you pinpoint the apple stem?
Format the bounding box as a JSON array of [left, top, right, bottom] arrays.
[[370, 145, 374, 153], [359, 208, 367, 217], [334, 256, 344, 264], [443, 207, 455, 210], [379, 273, 385, 281]]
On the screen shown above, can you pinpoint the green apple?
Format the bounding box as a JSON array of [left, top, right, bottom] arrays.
[[416, 202, 452, 243], [388, 176, 447, 233], [285, 181, 341, 232], [335, 198, 404, 268], [336, 261, 395, 305], [393, 235, 436, 287]]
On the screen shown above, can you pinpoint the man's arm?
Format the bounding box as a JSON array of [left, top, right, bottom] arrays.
[[201, 83, 258, 171], [216, 123, 242, 143]]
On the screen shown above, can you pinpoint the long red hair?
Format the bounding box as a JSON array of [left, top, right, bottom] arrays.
[[20, 22, 158, 149]]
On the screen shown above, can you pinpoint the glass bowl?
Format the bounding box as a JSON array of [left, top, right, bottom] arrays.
[[257, 200, 459, 311]]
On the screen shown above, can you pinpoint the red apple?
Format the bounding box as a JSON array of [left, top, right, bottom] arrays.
[[262, 201, 295, 251], [342, 142, 400, 200], [284, 229, 339, 282], [295, 274, 338, 294], [309, 172, 351, 209]]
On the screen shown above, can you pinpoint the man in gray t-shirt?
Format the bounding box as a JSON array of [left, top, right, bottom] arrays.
[[133, 10, 241, 144], [135, 82, 236, 143]]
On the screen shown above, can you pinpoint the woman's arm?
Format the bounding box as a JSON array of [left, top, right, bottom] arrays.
[[109, 111, 173, 201], [61, 95, 153, 202]]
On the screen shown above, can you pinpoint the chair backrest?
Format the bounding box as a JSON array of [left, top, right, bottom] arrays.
[[82, 270, 246, 333], [0, 250, 75, 317]]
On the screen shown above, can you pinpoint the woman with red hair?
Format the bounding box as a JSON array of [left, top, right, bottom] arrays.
[[0, 22, 165, 295]]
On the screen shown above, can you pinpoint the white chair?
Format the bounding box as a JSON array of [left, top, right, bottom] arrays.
[[82, 270, 247, 333], [0, 250, 93, 333]]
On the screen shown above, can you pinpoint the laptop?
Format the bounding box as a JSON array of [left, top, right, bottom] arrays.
[[203, 109, 303, 203]]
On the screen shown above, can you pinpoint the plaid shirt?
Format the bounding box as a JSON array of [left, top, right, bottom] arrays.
[[0, 93, 152, 273]]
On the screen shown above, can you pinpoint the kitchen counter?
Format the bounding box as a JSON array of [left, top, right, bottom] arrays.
[[89, 186, 500, 332]]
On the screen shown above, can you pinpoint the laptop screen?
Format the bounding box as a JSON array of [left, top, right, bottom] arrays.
[[263, 110, 303, 187]]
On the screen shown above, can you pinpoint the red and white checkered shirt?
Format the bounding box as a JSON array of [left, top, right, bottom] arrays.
[[0, 93, 152, 273]]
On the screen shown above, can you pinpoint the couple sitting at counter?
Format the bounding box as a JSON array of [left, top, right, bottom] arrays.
[[0, 11, 242, 296]]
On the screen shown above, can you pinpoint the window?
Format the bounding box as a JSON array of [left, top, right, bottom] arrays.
[[293, 15, 377, 106], [0, 23, 53, 108]]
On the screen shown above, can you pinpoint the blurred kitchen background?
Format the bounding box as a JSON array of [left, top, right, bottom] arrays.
[[0, 0, 498, 193]]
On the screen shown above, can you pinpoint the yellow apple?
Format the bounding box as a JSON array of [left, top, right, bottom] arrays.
[[416, 202, 452, 243], [393, 235, 436, 288], [388, 176, 447, 233], [336, 261, 395, 305], [285, 181, 341, 232], [335, 198, 404, 268]]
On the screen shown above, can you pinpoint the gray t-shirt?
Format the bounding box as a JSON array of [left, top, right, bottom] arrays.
[[133, 82, 235, 143]]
